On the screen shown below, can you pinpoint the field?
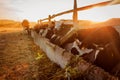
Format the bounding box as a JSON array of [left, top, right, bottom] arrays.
[[0, 19, 120, 80], [0, 21, 64, 80]]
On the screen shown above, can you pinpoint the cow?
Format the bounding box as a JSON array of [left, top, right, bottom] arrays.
[[64, 39, 93, 55], [34, 20, 120, 76], [59, 26, 120, 75], [50, 21, 73, 45], [21, 19, 31, 34], [76, 26, 120, 72]]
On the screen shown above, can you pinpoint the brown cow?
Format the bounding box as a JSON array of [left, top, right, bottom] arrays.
[[22, 19, 30, 34]]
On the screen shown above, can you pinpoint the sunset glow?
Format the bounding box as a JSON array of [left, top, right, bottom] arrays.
[[0, 0, 120, 22]]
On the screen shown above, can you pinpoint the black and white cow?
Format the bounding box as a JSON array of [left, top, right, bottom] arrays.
[[61, 26, 120, 74]]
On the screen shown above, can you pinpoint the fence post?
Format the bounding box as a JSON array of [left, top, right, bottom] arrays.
[[59, 0, 78, 45], [73, 0, 78, 23], [48, 15, 51, 23], [48, 15, 52, 27], [39, 19, 42, 24], [37, 19, 42, 24]]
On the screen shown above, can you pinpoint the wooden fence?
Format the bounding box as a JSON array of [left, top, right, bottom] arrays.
[[39, 0, 112, 23]]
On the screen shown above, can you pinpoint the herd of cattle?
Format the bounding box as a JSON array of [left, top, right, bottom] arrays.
[[32, 21, 120, 77]]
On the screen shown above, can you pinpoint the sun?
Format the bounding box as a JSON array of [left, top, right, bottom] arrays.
[[78, 5, 120, 22]]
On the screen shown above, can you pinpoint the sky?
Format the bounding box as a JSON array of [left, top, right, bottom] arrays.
[[0, 0, 120, 22]]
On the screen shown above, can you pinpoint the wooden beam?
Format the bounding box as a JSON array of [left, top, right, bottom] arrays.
[[41, 1, 112, 21]]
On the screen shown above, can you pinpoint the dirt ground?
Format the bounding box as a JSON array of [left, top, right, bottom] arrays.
[[0, 25, 63, 80]]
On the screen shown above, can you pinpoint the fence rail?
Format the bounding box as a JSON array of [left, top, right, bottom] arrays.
[[40, 1, 112, 22]]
